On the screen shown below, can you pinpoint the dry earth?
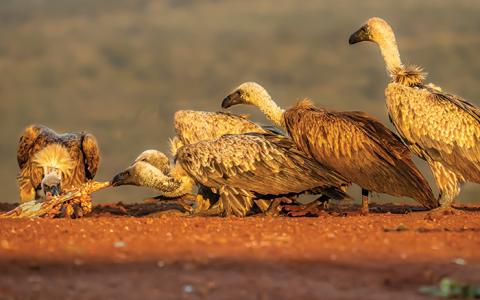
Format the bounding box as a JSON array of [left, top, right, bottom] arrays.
[[0, 203, 479, 299]]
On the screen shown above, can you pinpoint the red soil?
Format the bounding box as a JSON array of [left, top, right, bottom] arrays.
[[0, 203, 479, 299]]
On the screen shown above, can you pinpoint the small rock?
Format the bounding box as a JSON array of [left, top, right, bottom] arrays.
[[452, 257, 466, 266], [183, 284, 194, 294], [113, 240, 126, 248], [157, 260, 165, 268]]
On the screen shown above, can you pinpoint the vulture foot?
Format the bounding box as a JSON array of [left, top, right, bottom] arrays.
[[425, 206, 463, 219]]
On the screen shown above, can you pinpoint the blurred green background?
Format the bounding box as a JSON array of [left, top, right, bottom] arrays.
[[1, 0, 479, 204]]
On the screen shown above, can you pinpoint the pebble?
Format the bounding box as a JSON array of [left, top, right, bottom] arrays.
[[113, 240, 126, 248], [452, 257, 466, 265], [183, 284, 194, 294]]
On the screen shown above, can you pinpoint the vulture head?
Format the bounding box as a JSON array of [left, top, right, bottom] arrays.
[[32, 144, 75, 199], [111, 150, 171, 187], [41, 173, 61, 197], [222, 82, 271, 109], [349, 17, 395, 45]]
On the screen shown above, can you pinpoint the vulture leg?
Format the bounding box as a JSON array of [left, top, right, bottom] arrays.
[[361, 189, 369, 215], [426, 162, 463, 216], [316, 194, 330, 209]]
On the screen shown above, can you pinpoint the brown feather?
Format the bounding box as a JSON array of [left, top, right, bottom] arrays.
[[172, 109, 286, 215], [176, 133, 349, 216], [283, 102, 437, 208], [81, 133, 100, 179]]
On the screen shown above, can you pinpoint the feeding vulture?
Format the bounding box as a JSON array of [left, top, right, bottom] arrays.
[[17, 124, 100, 210], [111, 133, 349, 217]]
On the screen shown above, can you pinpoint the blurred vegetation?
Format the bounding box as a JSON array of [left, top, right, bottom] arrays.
[[1, 0, 479, 203]]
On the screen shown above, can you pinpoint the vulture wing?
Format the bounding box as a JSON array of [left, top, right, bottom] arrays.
[[393, 84, 480, 183], [17, 125, 54, 169], [284, 100, 436, 208], [80, 133, 100, 179], [177, 133, 348, 203]]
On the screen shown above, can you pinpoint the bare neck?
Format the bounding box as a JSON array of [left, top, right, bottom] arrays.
[[376, 34, 403, 75], [255, 94, 285, 128], [142, 166, 194, 197]]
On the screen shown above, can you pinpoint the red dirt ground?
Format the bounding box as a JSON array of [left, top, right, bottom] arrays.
[[1, 203, 479, 299]]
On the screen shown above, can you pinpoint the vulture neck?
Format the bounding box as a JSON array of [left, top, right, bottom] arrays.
[[144, 165, 193, 197], [255, 94, 285, 128], [375, 32, 403, 76]]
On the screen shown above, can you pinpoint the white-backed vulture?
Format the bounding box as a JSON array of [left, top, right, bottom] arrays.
[[17, 124, 100, 209], [349, 17, 480, 213], [222, 82, 437, 213], [170, 109, 287, 214], [111, 133, 349, 217]]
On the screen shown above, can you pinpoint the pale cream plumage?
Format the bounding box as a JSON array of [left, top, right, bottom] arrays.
[[349, 17, 480, 210]]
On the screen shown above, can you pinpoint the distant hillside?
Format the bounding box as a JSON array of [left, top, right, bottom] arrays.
[[1, 0, 479, 203]]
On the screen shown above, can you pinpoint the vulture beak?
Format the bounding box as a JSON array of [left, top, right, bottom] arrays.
[[221, 90, 244, 109], [111, 169, 133, 187], [349, 26, 370, 44], [43, 184, 61, 197]]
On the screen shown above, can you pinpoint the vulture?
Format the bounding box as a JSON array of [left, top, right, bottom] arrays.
[[16, 124, 100, 205], [349, 17, 480, 213], [222, 82, 438, 213], [111, 133, 349, 217], [170, 109, 289, 214]]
